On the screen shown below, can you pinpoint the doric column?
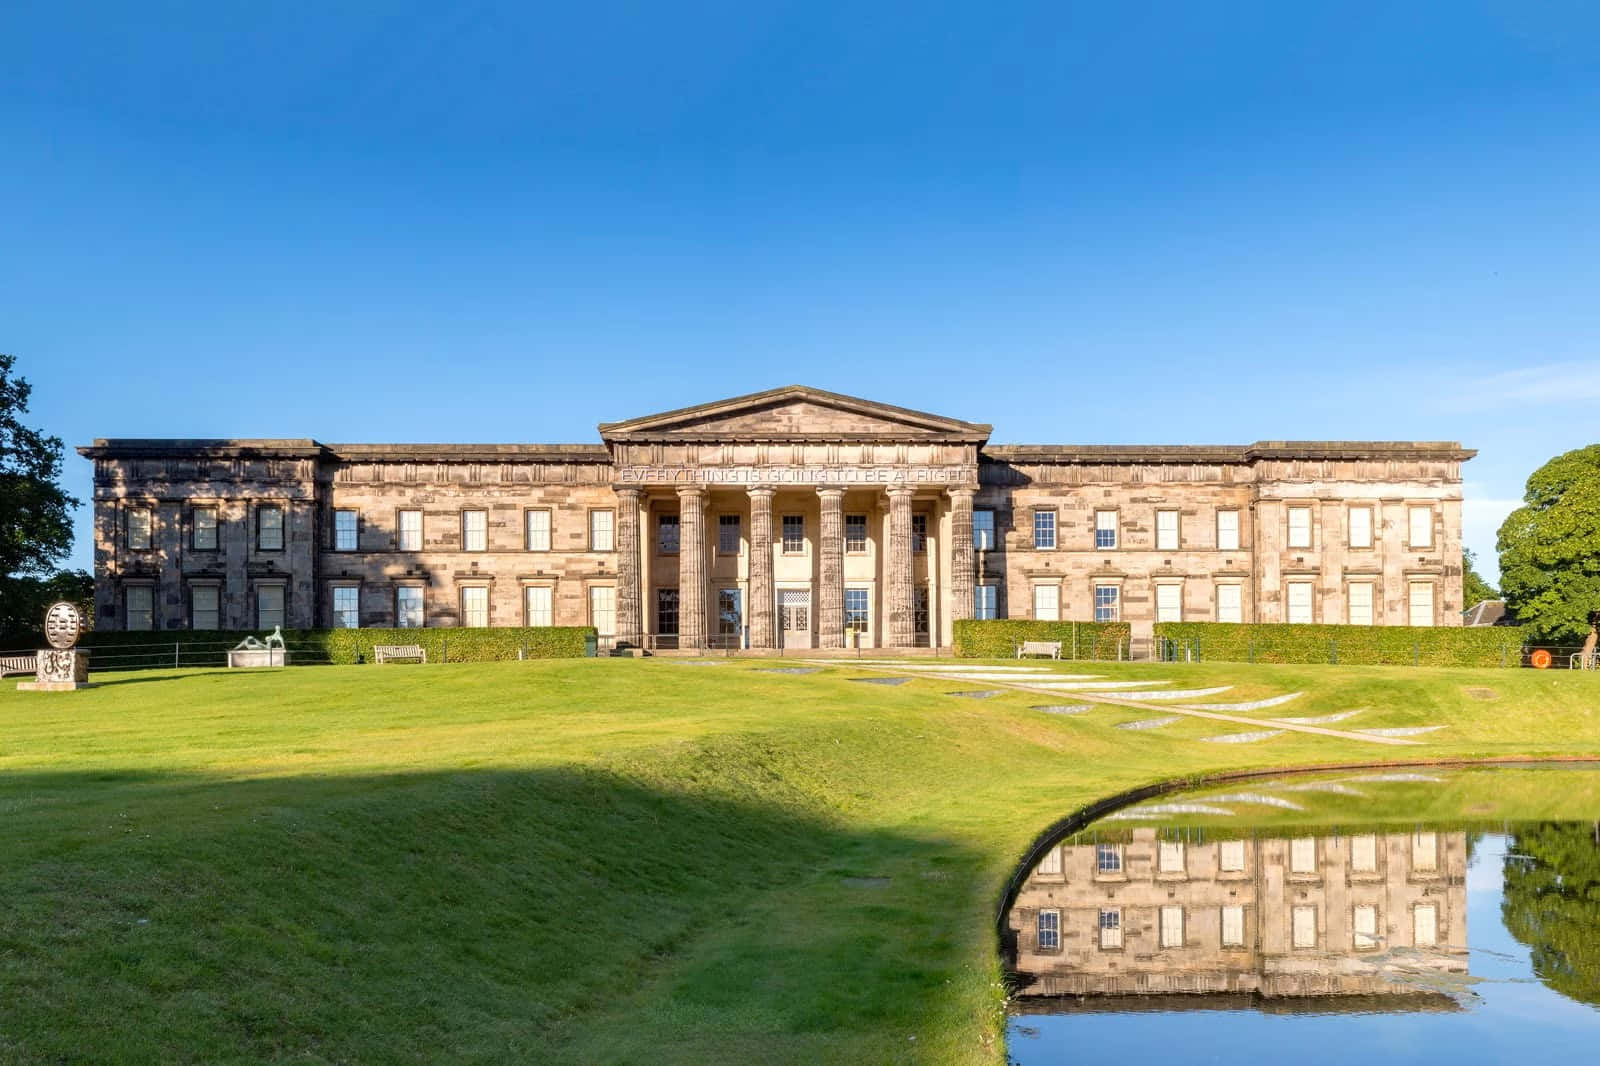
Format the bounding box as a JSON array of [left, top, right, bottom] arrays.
[[817, 487, 845, 648], [747, 487, 776, 648], [887, 486, 916, 647], [615, 487, 644, 644], [678, 486, 706, 650], [948, 486, 975, 621]]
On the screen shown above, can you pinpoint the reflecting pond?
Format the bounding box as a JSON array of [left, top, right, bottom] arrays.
[[1003, 765, 1600, 1064]]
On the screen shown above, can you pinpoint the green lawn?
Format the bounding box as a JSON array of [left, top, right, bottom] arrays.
[[2, 657, 1599, 1064]]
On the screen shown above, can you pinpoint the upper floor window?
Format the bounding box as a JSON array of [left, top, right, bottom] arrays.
[[1159, 906, 1184, 949], [1219, 840, 1245, 872], [256, 584, 285, 629], [192, 507, 218, 551], [1094, 510, 1117, 550], [1286, 506, 1312, 549], [398, 510, 422, 552], [1098, 909, 1123, 950], [1216, 509, 1239, 551], [657, 514, 680, 554], [463, 510, 487, 552], [1222, 905, 1246, 947], [590, 509, 614, 552], [191, 585, 220, 631], [1033, 509, 1056, 550], [972, 509, 995, 551], [782, 515, 804, 553], [1037, 910, 1061, 951], [1095, 843, 1122, 874], [461, 586, 489, 627], [334, 509, 358, 552], [526, 509, 551, 552], [1349, 505, 1373, 549], [127, 508, 153, 551], [125, 585, 154, 631], [845, 514, 868, 552], [257, 506, 284, 551], [1156, 509, 1179, 551], [911, 513, 927, 553], [718, 514, 740, 554], [332, 586, 359, 629], [974, 584, 997, 620], [1408, 505, 1434, 549]]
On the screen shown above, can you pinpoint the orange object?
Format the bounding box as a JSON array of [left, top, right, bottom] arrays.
[[1531, 649, 1552, 669]]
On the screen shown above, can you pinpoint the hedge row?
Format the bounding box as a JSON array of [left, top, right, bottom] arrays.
[[953, 619, 1133, 660], [1151, 622, 1525, 668], [78, 626, 596, 669]]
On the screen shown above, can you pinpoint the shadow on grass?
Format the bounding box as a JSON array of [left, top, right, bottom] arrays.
[[0, 765, 985, 1065]]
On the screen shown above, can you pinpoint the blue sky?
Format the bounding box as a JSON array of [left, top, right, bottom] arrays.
[[5, 2, 1598, 581]]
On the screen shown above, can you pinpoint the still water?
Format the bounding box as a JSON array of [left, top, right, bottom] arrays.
[[1003, 766, 1600, 1065]]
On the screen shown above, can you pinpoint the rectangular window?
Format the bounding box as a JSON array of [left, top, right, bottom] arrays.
[[1414, 904, 1438, 947], [398, 510, 422, 552], [1094, 510, 1117, 549], [1290, 837, 1317, 874], [844, 587, 870, 631], [1409, 505, 1434, 548], [1037, 910, 1061, 951], [657, 514, 680, 554], [1287, 580, 1313, 624], [1098, 909, 1123, 950], [334, 509, 359, 552], [192, 586, 220, 631], [258, 506, 284, 551], [1349, 505, 1373, 549], [1216, 509, 1240, 551], [1094, 584, 1119, 622], [526, 508, 552, 552], [1354, 904, 1379, 949], [1036, 847, 1062, 877], [974, 584, 997, 620], [1413, 831, 1438, 872], [1156, 509, 1179, 551], [1292, 905, 1317, 949], [1219, 840, 1246, 872], [656, 588, 679, 635], [192, 507, 218, 551], [256, 585, 285, 630], [1095, 844, 1122, 874], [125, 585, 154, 630], [524, 585, 552, 627], [718, 514, 740, 555], [1408, 581, 1435, 627], [1216, 583, 1243, 624], [972, 509, 995, 551], [590, 586, 616, 636], [462, 511, 487, 552], [1287, 505, 1312, 549], [589, 510, 614, 552], [332, 586, 359, 629], [1032, 584, 1059, 621], [1155, 583, 1182, 623], [127, 508, 153, 550], [845, 514, 868, 552], [911, 514, 927, 554], [1222, 905, 1246, 947], [717, 589, 742, 638], [1159, 906, 1184, 948], [395, 586, 424, 629], [1348, 582, 1374, 626], [1351, 834, 1377, 873], [1158, 841, 1185, 874], [1033, 509, 1056, 549], [461, 586, 488, 628], [782, 515, 804, 553]]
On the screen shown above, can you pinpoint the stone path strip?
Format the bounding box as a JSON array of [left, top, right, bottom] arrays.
[[1199, 792, 1303, 809], [1031, 704, 1093, 715], [849, 677, 908, 685], [1171, 692, 1303, 711], [754, 667, 822, 674], [948, 690, 1005, 699], [1358, 726, 1447, 737], [1106, 686, 1234, 701], [1104, 802, 1235, 819], [1199, 730, 1287, 744], [1115, 716, 1180, 730], [1275, 710, 1365, 724], [1345, 772, 1444, 782], [1026, 680, 1174, 691], [1274, 781, 1366, 795]]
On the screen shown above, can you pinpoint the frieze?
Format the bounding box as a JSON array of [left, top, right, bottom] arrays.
[[615, 465, 976, 487]]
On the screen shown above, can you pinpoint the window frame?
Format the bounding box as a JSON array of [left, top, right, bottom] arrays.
[[525, 508, 552, 552], [1216, 509, 1240, 551], [331, 584, 360, 629], [1286, 505, 1312, 550], [781, 514, 805, 554], [911, 513, 927, 554], [1408, 580, 1435, 627], [1348, 504, 1374, 550], [972, 509, 995, 551], [1155, 509, 1179, 551], [191, 506, 219, 551], [333, 508, 359, 552], [395, 585, 426, 629], [1408, 505, 1434, 549], [1093, 583, 1120, 622], [1037, 909, 1061, 952], [1098, 908, 1123, 951], [1094, 509, 1118, 550], [1032, 508, 1057, 550], [717, 513, 740, 555], [523, 584, 553, 627], [974, 584, 998, 621], [1221, 904, 1246, 948], [843, 586, 870, 631], [1215, 581, 1243, 624], [1154, 580, 1182, 624], [1286, 580, 1314, 624], [255, 582, 287, 630], [655, 587, 680, 636], [1159, 905, 1184, 949], [844, 514, 869, 553], [190, 583, 221, 631], [460, 585, 490, 628], [461, 510, 488, 553], [589, 584, 617, 636], [124, 584, 155, 631], [589, 509, 615, 553], [127, 507, 154, 551], [657, 513, 681, 555], [1032, 583, 1060, 621], [256, 505, 285, 552], [397, 509, 423, 552]]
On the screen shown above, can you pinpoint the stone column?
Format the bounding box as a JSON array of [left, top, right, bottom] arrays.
[[887, 486, 916, 647], [817, 487, 845, 649], [678, 486, 706, 650], [747, 487, 775, 649], [948, 487, 975, 622], [615, 487, 643, 645]]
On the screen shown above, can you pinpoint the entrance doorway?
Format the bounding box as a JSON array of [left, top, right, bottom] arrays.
[[778, 588, 812, 650], [913, 586, 931, 648], [717, 589, 742, 648]]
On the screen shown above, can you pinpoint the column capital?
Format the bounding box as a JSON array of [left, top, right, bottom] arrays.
[[885, 485, 918, 501], [946, 485, 976, 502], [816, 486, 846, 500], [675, 484, 706, 500], [746, 485, 776, 501], [614, 485, 644, 501]]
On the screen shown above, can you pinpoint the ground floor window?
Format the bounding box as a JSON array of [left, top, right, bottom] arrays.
[[332, 586, 359, 629], [1159, 906, 1184, 948], [192, 585, 220, 630], [1221, 905, 1246, 947], [1155, 582, 1182, 623], [1098, 909, 1123, 950], [525, 585, 552, 627], [1413, 904, 1438, 946], [1408, 581, 1435, 627], [1353, 905, 1378, 949], [844, 587, 869, 631], [591, 586, 616, 637], [1220, 839, 1245, 872], [1286, 580, 1313, 624], [461, 586, 489, 628], [1032, 584, 1059, 621], [396, 586, 424, 628], [656, 588, 679, 636], [256, 585, 285, 630], [1037, 910, 1060, 951], [1348, 581, 1374, 626], [1292, 905, 1317, 949], [125, 585, 154, 631], [1216, 583, 1242, 623], [975, 584, 997, 620], [1093, 584, 1119, 622], [717, 589, 741, 639]]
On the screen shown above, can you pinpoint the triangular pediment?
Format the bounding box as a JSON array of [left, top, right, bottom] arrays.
[[598, 386, 992, 443]]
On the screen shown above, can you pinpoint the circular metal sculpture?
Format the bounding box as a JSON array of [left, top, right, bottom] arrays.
[[44, 601, 83, 650]]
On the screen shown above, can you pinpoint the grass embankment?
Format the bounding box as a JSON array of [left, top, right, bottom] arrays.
[[1, 658, 1598, 1064]]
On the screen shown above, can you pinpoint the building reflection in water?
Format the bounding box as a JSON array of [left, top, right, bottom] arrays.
[[1006, 827, 1468, 1006]]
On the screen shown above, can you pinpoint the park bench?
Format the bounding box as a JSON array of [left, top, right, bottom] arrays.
[[374, 644, 428, 664], [1, 654, 38, 678], [1016, 640, 1062, 660]]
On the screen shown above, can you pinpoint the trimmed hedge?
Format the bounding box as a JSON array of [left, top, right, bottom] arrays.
[[953, 619, 1133, 660], [1151, 622, 1525, 668], [78, 626, 596, 669]]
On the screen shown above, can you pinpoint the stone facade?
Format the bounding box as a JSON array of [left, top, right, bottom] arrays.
[[79, 386, 1473, 649]]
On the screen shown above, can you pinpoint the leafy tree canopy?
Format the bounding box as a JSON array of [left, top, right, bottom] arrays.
[[1497, 444, 1600, 641], [0, 569, 92, 646], [0, 354, 78, 581], [1502, 822, 1600, 1007], [1462, 547, 1499, 608]]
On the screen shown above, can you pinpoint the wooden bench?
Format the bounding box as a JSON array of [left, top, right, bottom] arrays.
[[1016, 640, 1062, 660], [1, 654, 38, 678], [373, 644, 427, 664]]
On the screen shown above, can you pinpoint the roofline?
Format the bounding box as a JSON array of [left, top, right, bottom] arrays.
[[77, 439, 326, 460], [79, 440, 612, 463], [983, 442, 1476, 463], [597, 384, 993, 439]]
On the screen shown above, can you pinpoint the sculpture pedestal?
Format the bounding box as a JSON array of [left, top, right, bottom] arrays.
[[16, 648, 93, 691]]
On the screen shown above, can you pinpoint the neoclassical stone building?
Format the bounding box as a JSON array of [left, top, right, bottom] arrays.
[[79, 385, 1473, 649]]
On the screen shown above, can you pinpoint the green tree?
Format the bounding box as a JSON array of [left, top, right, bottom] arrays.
[[0, 569, 92, 646], [1502, 822, 1600, 1007], [1462, 547, 1499, 607], [0, 354, 81, 643], [1497, 444, 1600, 641]]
